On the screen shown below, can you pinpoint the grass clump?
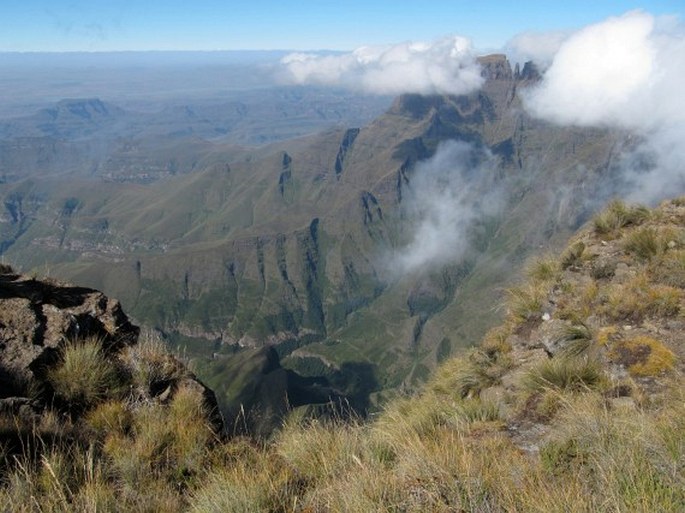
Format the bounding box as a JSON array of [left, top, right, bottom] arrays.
[[560, 241, 586, 270], [593, 199, 650, 236], [555, 323, 595, 357], [119, 333, 186, 398], [623, 227, 664, 261], [527, 255, 561, 282], [48, 338, 122, 408], [506, 282, 547, 324], [537, 393, 685, 512], [524, 357, 604, 392], [601, 273, 681, 321], [430, 348, 511, 400], [85, 400, 132, 437], [650, 249, 685, 288]]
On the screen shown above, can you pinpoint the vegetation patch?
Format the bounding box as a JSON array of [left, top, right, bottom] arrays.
[[506, 282, 547, 327], [607, 335, 676, 377]]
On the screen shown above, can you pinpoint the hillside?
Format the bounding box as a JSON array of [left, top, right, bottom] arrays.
[[0, 56, 630, 422], [1, 198, 682, 512]]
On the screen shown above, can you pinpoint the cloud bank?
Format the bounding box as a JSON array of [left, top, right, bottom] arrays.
[[393, 141, 502, 273], [524, 10, 685, 203], [279, 36, 483, 96]]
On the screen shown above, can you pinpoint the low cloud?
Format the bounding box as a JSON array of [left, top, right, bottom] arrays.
[[279, 36, 483, 96], [392, 141, 503, 273], [523, 10, 685, 203]]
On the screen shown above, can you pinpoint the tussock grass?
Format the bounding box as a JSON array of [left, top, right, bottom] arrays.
[[623, 227, 664, 261], [593, 199, 650, 236], [601, 272, 681, 321], [506, 282, 547, 324], [527, 255, 561, 282], [650, 249, 685, 288], [85, 399, 132, 437], [429, 348, 511, 400], [560, 241, 586, 269], [523, 357, 605, 392], [555, 323, 594, 357], [48, 338, 122, 408], [119, 333, 186, 397], [538, 393, 685, 512], [0, 444, 117, 513]]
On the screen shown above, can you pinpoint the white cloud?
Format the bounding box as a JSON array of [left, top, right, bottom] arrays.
[[393, 141, 502, 273], [523, 10, 685, 203], [279, 36, 484, 96], [523, 11, 685, 130]]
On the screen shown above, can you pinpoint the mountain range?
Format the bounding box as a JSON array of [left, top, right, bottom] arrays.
[[0, 55, 637, 428]]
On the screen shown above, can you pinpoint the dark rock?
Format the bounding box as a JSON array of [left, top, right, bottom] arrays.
[[519, 61, 541, 82], [477, 54, 513, 81], [334, 128, 360, 178]]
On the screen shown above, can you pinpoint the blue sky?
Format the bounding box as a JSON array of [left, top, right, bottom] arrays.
[[1, 0, 683, 52]]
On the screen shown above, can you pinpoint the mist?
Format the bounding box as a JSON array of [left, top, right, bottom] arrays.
[[391, 141, 502, 274]]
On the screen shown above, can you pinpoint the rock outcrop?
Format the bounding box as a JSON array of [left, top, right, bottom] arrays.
[[0, 265, 222, 440]]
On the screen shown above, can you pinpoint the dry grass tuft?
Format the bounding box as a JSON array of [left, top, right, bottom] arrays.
[[48, 337, 122, 408], [593, 199, 650, 236], [523, 357, 605, 392]]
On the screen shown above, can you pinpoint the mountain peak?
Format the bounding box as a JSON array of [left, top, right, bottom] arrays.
[[477, 53, 513, 80]]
